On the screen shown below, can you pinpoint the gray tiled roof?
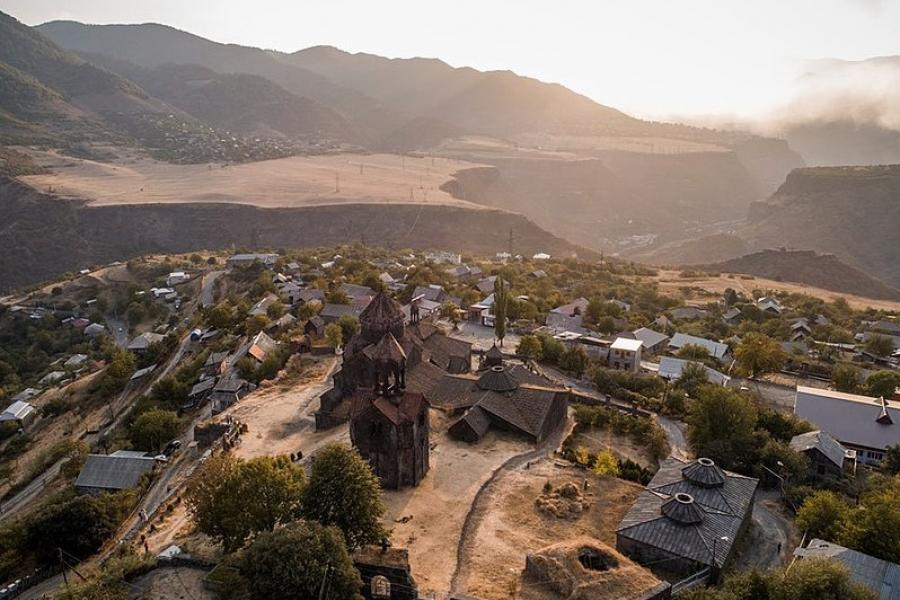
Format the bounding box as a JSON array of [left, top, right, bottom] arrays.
[[617, 458, 758, 568], [669, 333, 729, 360], [658, 357, 730, 386], [632, 327, 670, 349], [796, 539, 900, 600], [75, 454, 156, 491], [790, 430, 847, 469], [794, 386, 899, 452]]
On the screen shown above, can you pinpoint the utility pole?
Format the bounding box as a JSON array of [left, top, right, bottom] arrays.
[[335, 171, 340, 193], [318, 565, 333, 600], [60, 548, 70, 593], [507, 228, 514, 256]]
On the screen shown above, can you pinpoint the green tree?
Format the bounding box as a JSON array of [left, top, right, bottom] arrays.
[[440, 301, 461, 329], [865, 334, 894, 358], [266, 300, 285, 320], [676, 344, 711, 361], [676, 361, 709, 397], [206, 304, 233, 330], [324, 323, 343, 350], [241, 521, 362, 600], [186, 454, 305, 553], [778, 557, 876, 600], [245, 314, 270, 336], [686, 386, 758, 471], [325, 289, 350, 304], [592, 450, 620, 478], [832, 363, 861, 393], [865, 370, 900, 399], [337, 314, 361, 341], [300, 444, 386, 550], [129, 409, 181, 452], [149, 376, 189, 410], [25, 492, 132, 563], [493, 277, 508, 346], [516, 335, 542, 361], [559, 345, 589, 377], [840, 479, 900, 562], [796, 491, 851, 541], [882, 444, 900, 475], [735, 332, 787, 378]]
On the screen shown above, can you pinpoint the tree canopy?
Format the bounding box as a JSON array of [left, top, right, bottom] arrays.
[[300, 444, 386, 550]]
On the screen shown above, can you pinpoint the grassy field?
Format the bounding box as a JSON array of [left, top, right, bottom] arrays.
[[650, 269, 900, 312], [19, 148, 487, 209]]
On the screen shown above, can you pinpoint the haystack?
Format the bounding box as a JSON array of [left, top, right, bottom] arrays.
[[523, 538, 669, 600]]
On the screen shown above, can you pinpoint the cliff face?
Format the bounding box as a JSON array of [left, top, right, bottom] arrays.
[[741, 165, 900, 288], [445, 149, 764, 252], [0, 177, 590, 292]]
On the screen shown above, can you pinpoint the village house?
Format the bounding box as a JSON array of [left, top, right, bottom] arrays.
[[670, 306, 709, 321], [226, 253, 278, 268], [616, 457, 758, 579], [608, 337, 643, 372], [658, 357, 731, 387], [789, 430, 856, 479], [248, 293, 279, 317], [756, 296, 783, 315], [83, 322, 106, 337], [545, 297, 590, 333], [166, 271, 190, 286], [466, 293, 495, 326], [631, 327, 670, 354], [304, 316, 326, 339], [128, 332, 166, 353], [0, 399, 36, 428], [210, 375, 253, 414], [75, 451, 158, 495], [668, 333, 730, 363], [722, 307, 742, 325], [793, 386, 898, 466], [793, 540, 900, 600]]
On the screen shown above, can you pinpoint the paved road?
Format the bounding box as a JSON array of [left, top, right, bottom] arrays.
[[657, 416, 690, 460], [0, 459, 66, 522], [200, 270, 225, 308], [738, 489, 795, 571], [105, 316, 129, 348]]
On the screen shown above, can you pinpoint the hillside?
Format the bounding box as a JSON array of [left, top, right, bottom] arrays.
[[740, 166, 900, 288], [77, 54, 355, 141], [694, 249, 900, 301], [0, 176, 591, 291]]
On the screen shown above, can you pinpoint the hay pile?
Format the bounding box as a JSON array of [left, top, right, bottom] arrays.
[[523, 538, 667, 600], [534, 481, 591, 520]]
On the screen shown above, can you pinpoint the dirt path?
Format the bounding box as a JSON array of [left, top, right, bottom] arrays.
[[451, 417, 574, 594], [657, 416, 690, 460], [735, 490, 798, 572]]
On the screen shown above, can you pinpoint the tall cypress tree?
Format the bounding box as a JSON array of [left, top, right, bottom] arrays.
[[493, 277, 507, 346]]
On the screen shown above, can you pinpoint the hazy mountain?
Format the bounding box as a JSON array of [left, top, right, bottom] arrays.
[[695, 249, 900, 301], [769, 56, 900, 166], [77, 54, 355, 141], [0, 11, 172, 143]]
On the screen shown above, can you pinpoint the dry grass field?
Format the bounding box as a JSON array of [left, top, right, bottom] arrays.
[[650, 269, 900, 312], [19, 148, 488, 209]]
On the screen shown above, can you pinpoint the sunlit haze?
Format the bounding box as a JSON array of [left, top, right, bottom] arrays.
[[5, 0, 900, 120]]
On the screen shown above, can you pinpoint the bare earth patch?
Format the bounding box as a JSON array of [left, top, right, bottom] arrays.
[[650, 269, 900, 312], [21, 150, 487, 209], [457, 458, 644, 600], [381, 427, 533, 596]]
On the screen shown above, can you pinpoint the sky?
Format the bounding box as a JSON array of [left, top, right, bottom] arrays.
[[4, 0, 900, 120]]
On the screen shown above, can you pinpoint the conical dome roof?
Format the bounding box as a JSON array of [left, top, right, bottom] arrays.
[[369, 332, 406, 363], [661, 493, 704, 525], [476, 365, 519, 392], [359, 291, 405, 341], [682, 458, 726, 488]]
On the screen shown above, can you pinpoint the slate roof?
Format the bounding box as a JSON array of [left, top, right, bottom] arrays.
[[617, 457, 758, 568], [189, 378, 216, 397], [632, 327, 670, 350], [794, 386, 899, 452], [790, 430, 847, 469], [669, 333, 729, 361], [423, 334, 472, 372], [658, 357, 731, 387], [412, 284, 446, 303], [477, 366, 520, 392], [128, 332, 165, 351], [0, 400, 35, 422], [297, 289, 326, 303], [795, 539, 900, 600], [359, 291, 406, 331], [350, 390, 426, 426], [340, 283, 376, 300], [319, 303, 359, 320], [365, 332, 407, 363], [551, 297, 589, 317], [248, 331, 277, 362], [671, 307, 708, 321], [545, 312, 586, 333], [75, 454, 156, 491]]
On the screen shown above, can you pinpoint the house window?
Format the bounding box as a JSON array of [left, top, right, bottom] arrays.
[[371, 575, 391, 598]]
